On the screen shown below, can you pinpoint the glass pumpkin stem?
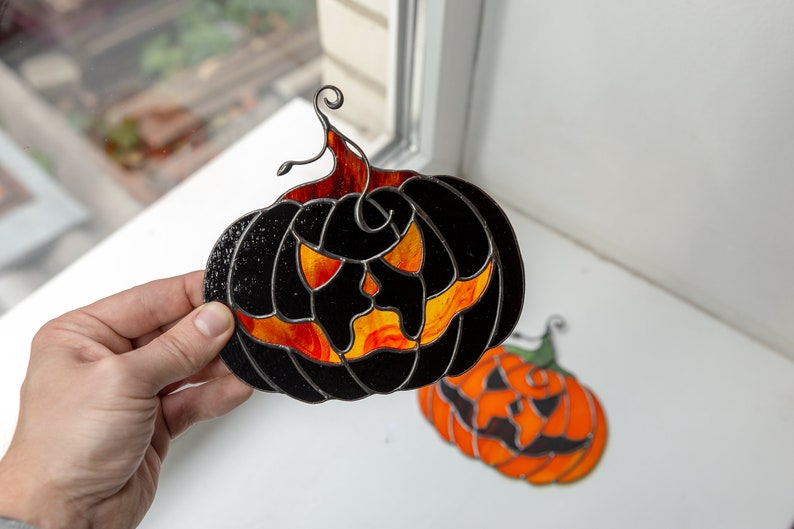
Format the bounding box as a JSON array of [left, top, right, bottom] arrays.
[[277, 85, 393, 234], [277, 85, 341, 176], [508, 316, 575, 378]]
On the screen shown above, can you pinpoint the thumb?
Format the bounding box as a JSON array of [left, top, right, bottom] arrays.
[[129, 302, 235, 391]]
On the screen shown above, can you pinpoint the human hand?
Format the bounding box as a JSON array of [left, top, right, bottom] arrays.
[[0, 271, 253, 529]]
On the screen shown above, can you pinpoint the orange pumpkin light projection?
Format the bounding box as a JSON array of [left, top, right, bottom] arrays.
[[204, 86, 525, 402], [418, 318, 607, 484]]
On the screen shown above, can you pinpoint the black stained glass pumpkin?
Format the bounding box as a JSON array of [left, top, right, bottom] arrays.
[[204, 86, 525, 403]]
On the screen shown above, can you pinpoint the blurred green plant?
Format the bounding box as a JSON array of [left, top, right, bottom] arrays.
[[140, 0, 315, 79], [223, 0, 315, 32], [93, 116, 145, 169], [29, 149, 56, 175]]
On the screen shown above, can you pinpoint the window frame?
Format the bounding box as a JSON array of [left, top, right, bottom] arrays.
[[378, 0, 484, 175]]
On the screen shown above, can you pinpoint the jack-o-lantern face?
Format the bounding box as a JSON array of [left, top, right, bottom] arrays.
[[204, 86, 524, 402], [418, 321, 608, 484]]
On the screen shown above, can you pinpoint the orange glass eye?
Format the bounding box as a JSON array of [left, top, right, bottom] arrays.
[[300, 243, 342, 289], [383, 221, 423, 273]]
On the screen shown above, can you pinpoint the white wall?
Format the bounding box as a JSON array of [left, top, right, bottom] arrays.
[[463, 1, 794, 360]]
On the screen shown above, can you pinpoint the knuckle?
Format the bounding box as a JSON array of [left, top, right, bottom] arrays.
[[157, 330, 202, 373], [30, 316, 67, 350], [30, 313, 83, 357], [93, 357, 129, 389]]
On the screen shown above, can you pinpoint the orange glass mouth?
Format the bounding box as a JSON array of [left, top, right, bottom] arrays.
[[237, 260, 494, 364]]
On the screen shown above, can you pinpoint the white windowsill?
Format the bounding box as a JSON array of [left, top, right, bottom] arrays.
[[0, 129, 89, 269], [0, 99, 792, 528]]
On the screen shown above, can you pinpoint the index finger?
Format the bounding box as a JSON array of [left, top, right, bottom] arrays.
[[81, 271, 207, 340]]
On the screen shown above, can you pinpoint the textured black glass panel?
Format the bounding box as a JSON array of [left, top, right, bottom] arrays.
[[323, 195, 406, 261], [293, 200, 334, 246], [294, 356, 368, 400], [313, 261, 371, 352], [439, 176, 525, 346], [413, 216, 454, 296], [403, 178, 490, 279], [246, 339, 326, 403], [219, 333, 276, 392], [349, 349, 417, 393], [272, 235, 313, 320], [369, 259, 424, 339], [230, 204, 300, 315], [205, 212, 257, 303], [403, 318, 461, 389], [446, 270, 501, 376]]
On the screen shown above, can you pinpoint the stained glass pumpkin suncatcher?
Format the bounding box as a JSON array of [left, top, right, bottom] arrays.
[[204, 85, 525, 402], [418, 318, 608, 484]]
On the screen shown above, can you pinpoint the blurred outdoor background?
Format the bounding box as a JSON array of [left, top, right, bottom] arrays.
[[0, 0, 391, 314]]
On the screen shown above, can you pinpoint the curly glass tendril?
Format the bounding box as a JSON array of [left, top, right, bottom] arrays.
[[277, 85, 393, 234], [512, 315, 567, 344]]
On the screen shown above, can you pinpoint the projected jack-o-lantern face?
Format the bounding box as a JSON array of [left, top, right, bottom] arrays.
[[418, 319, 608, 485], [204, 86, 524, 403]]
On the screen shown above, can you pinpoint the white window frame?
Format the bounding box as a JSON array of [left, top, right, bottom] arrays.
[[379, 0, 483, 175]]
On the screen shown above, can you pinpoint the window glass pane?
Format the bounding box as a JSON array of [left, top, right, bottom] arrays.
[[0, 0, 395, 314]]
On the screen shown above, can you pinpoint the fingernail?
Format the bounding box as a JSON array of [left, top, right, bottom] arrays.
[[195, 302, 232, 337]]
